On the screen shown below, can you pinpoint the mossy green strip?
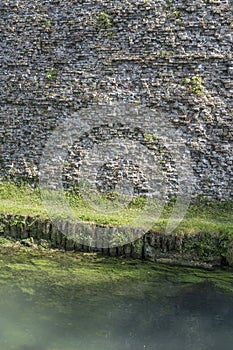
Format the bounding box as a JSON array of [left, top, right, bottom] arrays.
[[0, 181, 232, 236]]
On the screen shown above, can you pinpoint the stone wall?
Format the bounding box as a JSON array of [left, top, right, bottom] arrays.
[[1, 214, 233, 268], [0, 0, 232, 200]]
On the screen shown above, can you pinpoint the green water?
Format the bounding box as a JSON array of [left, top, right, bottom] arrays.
[[0, 247, 233, 350]]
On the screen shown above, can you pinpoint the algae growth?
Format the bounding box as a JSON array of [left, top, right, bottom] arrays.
[[0, 240, 233, 350], [1, 239, 233, 298]]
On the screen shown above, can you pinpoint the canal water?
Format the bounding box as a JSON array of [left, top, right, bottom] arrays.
[[0, 249, 232, 350]]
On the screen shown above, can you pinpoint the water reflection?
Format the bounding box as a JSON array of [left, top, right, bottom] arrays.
[[0, 278, 233, 350]]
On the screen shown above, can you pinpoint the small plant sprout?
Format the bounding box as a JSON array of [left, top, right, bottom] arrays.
[[173, 10, 181, 17], [45, 68, 58, 81], [96, 12, 112, 30], [45, 19, 52, 29], [182, 76, 204, 96]]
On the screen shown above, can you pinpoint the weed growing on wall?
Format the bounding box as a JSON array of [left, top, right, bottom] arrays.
[[45, 68, 58, 81], [95, 11, 114, 36], [173, 10, 180, 18], [182, 76, 204, 96], [96, 12, 112, 29]]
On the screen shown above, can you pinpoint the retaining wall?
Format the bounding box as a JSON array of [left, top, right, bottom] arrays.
[[1, 214, 233, 268]]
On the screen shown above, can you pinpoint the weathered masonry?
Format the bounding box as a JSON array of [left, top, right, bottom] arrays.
[[0, 0, 232, 200]]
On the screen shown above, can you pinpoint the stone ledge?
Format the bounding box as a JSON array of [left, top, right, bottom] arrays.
[[0, 214, 232, 269]]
